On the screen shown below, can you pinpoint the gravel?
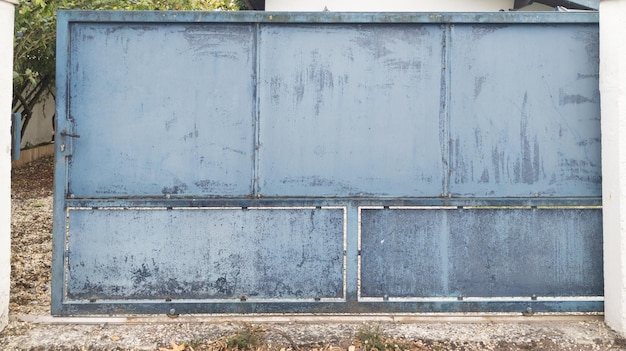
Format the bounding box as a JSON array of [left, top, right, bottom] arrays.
[[2, 156, 626, 351]]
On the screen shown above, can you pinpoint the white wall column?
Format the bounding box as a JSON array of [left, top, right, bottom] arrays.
[[601, 0, 626, 337], [0, 0, 17, 332]]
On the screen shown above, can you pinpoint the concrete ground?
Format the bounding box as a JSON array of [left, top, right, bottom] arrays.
[[1, 313, 626, 350]]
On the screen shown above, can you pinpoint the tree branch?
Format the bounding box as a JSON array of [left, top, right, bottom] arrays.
[[18, 76, 52, 138]]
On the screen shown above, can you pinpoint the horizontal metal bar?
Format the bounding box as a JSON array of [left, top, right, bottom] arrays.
[[66, 298, 347, 304], [53, 300, 603, 315], [64, 197, 602, 208], [18, 314, 606, 325], [58, 10, 599, 25], [359, 296, 604, 302]]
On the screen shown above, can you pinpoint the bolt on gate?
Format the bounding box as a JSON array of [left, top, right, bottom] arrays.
[[53, 11, 602, 315]]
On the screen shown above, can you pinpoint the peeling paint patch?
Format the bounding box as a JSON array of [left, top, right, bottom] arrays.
[[559, 89, 594, 105], [280, 176, 359, 194], [162, 183, 188, 195], [211, 276, 235, 296], [474, 75, 487, 99], [471, 24, 509, 41], [194, 179, 234, 192], [131, 263, 152, 285], [165, 117, 177, 131]]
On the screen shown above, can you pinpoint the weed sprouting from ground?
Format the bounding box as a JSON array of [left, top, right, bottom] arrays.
[[357, 325, 388, 351], [355, 325, 422, 351], [226, 324, 264, 350]]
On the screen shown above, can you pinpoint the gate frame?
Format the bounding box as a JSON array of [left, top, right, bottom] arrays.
[[53, 10, 602, 316]]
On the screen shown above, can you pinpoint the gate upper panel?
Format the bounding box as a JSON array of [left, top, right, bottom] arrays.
[[449, 24, 601, 197], [257, 24, 445, 197], [67, 23, 257, 198]]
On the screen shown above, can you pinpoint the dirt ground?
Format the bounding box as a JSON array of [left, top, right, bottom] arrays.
[[2, 155, 626, 351], [8, 155, 53, 316]]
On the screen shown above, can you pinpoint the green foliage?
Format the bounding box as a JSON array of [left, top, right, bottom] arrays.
[[12, 0, 242, 139], [57, 0, 240, 11], [357, 325, 411, 351], [13, 1, 56, 141], [358, 326, 389, 351], [226, 324, 263, 350]]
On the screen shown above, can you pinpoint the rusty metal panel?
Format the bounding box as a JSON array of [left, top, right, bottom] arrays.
[[447, 208, 602, 297], [360, 208, 446, 297], [258, 24, 445, 197], [66, 23, 257, 198], [448, 24, 601, 197], [360, 208, 603, 298], [66, 207, 345, 300]]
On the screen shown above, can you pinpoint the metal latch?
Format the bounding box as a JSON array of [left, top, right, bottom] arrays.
[[60, 130, 80, 152]]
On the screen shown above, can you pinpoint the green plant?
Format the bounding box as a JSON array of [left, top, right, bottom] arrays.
[[188, 337, 203, 348], [226, 324, 263, 350], [357, 325, 389, 351]]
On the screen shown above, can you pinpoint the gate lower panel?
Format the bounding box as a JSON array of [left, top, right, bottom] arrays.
[[360, 207, 603, 299], [66, 207, 345, 301]]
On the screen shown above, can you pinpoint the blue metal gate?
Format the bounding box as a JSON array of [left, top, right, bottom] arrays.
[[53, 11, 602, 315]]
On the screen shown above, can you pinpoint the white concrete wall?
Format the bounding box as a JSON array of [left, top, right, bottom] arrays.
[[266, 0, 515, 12], [601, 0, 626, 337], [521, 3, 554, 10], [1, 0, 18, 333], [21, 90, 55, 148]]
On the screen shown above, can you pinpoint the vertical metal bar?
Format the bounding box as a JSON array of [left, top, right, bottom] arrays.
[[440, 25, 453, 292], [51, 12, 71, 315], [440, 208, 450, 295], [11, 113, 20, 161], [439, 24, 452, 197], [253, 23, 261, 197], [345, 203, 359, 303]]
